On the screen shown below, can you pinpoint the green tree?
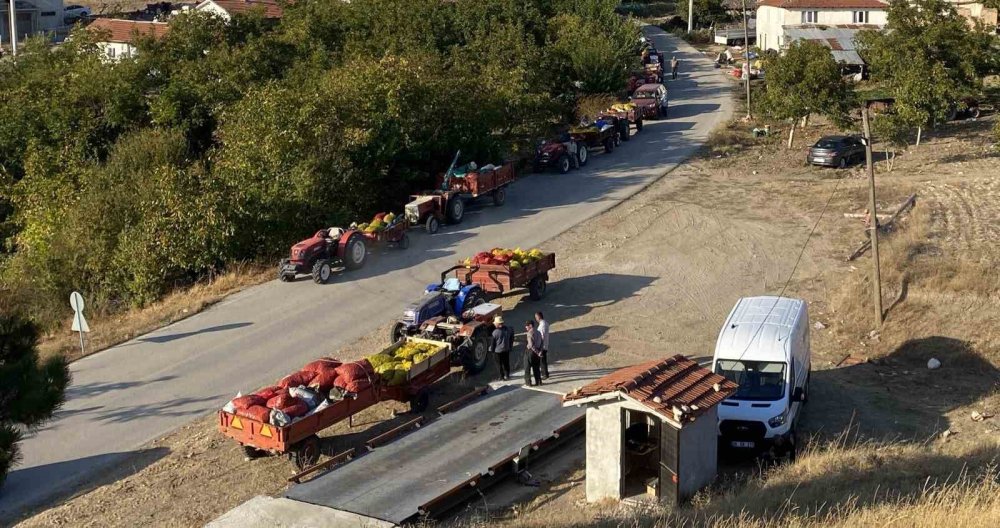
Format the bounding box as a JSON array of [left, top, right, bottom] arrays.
[[549, 0, 640, 94], [0, 305, 71, 486], [692, 0, 731, 28], [760, 40, 854, 147]]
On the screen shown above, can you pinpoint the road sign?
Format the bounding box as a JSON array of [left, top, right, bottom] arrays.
[[70, 291, 90, 333]]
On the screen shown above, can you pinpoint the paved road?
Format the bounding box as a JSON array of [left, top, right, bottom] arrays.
[[0, 27, 732, 521]]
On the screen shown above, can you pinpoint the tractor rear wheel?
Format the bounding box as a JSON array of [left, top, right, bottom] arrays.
[[557, 154, 571, 174], [528, 277, 547, 300], [343, 235, 367, 270], [312, 259, 332, 284], [390, 322, 407, 343], [409, 389, 430, 413], [577, 144, 588, 166], [492, 187, 507, 206], [636, 118, 643, 132], [604, 137, 615, 153], [425, 216, 440, 234], [291, 435, 321, 471], [463, 291, 486, 311], [447, 197, 465, 224]]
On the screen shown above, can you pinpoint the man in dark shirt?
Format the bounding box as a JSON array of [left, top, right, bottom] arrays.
[[490, 316, 514, 381], [523, 320, 543, 387]]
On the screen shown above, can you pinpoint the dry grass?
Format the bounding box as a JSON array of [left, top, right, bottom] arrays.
[[37, 261, 271, 363]]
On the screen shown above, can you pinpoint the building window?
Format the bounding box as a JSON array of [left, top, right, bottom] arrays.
[[801, 11, 818, 23], [853, 11, 869, 23], [107, 46, 116, 58]]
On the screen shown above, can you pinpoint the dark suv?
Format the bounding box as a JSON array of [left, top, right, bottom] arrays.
[[807, 135, 866, 168]]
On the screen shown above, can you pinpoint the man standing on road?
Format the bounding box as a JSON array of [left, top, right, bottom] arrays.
[[670, 55, 679, 80], [535, 312, 550, 380], [490, 316, 513, 381], [523, 320, 544, 387]]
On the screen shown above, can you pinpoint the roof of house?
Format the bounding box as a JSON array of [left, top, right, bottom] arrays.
[[87, 18, 170, 44], [562, 355, 738, 425], [782, 24, 878, 65], [198, 0, 284, 19], [758, 0, 888, 8]]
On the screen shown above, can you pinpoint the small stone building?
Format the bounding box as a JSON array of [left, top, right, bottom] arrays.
[[563, 355, 737, 505]]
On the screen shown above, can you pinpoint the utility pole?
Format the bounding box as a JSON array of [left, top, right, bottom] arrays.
[[688, 0, 694, 33], [861, 105, 883, 327], [7, 0, 17, 56], [741, 0, 751, 118]]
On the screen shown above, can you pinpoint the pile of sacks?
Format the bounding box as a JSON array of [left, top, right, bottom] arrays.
[[365, 341, 440, 386], [224, 357, 378, 427]]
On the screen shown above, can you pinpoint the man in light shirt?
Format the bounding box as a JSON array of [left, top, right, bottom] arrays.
[[535, 311, 550, 380]]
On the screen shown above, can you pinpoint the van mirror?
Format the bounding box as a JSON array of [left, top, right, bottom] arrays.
[[791, 387, 804, 402]]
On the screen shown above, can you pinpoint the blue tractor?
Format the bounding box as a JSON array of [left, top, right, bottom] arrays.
[[391, 265, 488, 344]]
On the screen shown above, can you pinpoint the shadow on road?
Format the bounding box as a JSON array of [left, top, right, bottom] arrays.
[[138, 322, 253, 343]]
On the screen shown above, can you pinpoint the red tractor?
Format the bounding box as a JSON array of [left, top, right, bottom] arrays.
[[405, 151, 515, 234], [278, 227, 368, 284], [533, 133, 588, 174]]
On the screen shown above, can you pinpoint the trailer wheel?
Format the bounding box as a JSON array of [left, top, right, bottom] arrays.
[[343, 234, 367, 270], [557, 155, 571, 174], [397, 233, 410, 250], [462, 332, 490, 375], [636, 118, 643, 132], [425, 216, 440, 234], [409, 389, 430, 413], [492, 187, 507, 206], [312, 259, 332, 284], [620, 121, 630, 142], [390, 322, 407, 343], [291, 435, 321, 471], [528, 277, 547, 300], [604, 137, 615, 153], [447, 197, 465, 224], [242, 445, 266, 459], [577, 144, 588, 166]]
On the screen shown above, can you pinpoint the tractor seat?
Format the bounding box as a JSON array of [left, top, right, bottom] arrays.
[[327, 227, 344, 240], [442, 277, 461, 292]]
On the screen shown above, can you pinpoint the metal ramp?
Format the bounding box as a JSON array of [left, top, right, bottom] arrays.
[[284, 385, 583, 525]]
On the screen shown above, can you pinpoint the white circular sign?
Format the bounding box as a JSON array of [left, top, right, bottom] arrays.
[[70, 291, 85, 312]]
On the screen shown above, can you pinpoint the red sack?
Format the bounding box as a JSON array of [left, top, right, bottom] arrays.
[[280, 402, 309, 418], [266, 393, 300, 410], [334, 360, 374, 383], [236, 405, 270, 423], [253, 385, 282, 401], [302, 358, 342, 374], [308, 370, 340, 392], [278, 370, 317, 389], [232, 394, 266, 411]]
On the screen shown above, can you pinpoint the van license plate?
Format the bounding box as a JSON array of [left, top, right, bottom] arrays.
[[731, 441, 755, 448]]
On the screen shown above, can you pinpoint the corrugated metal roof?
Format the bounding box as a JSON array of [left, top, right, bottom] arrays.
[[562, 355, 738, 425], [782, 24, 875, 65]]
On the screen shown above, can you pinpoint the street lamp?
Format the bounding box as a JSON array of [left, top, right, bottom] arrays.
[[7, 0, 17, 57]]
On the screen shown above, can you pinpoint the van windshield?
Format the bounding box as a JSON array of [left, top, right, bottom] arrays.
[[715, 360, 786, 401]]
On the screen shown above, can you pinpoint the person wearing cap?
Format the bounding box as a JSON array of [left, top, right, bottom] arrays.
[[523, 320, 544, 387], [490, 315, 514, 381]]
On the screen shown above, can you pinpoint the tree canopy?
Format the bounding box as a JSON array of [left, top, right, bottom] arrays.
[[759, 39, 854, 127]]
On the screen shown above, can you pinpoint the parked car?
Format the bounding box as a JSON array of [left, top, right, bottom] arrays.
[[807, 135, 866, 169], [713, 296, 810, 461], [64, 4, 91, 23], [630, 83, 669, 120]]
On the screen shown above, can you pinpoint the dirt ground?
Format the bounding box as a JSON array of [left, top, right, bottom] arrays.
[[15, 112, 1000, 526]]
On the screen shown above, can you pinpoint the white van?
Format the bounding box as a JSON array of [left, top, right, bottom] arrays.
[[712, 296, 810, 459]]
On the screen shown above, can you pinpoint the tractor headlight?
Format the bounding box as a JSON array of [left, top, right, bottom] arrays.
[[404, 310, 415, 319], [768, 410, 788, 428]]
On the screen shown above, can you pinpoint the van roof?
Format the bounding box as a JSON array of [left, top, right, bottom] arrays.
[[714, 296, 805, 363]]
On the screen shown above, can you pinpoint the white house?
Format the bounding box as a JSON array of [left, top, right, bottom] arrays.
[[194, 0, 284, 22], [756, 0, 889, 51], [87, 18, 169, 60], [1, 0, 65, 44]]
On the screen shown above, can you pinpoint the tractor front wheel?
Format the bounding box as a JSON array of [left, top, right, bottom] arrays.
[[528, 277, 547, 300], [343, 235, 367, 270], [390, 322, 407, 344], [291, 435, 321, 471], [604, 137, 615, 153], [492, 187, 507, 206], [312, 259, 332, 284], [425, 216, 440, 234], [278, 259, 293, 282], [577, 144, 588, 166]]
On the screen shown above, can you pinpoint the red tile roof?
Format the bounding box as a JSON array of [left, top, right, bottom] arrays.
[[758, 0, 887, 8], [87, 18, 170, 44], [563, 355, 738, 424], [203, 0, 284, 19]]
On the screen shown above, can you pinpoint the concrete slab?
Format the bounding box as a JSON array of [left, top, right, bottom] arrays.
[[207, 496, 395, 528], [285, 385, 583, 525]]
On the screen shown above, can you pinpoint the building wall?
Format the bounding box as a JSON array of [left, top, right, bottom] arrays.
[[678, 407, 719, 500], [585, 405, 622, 503], [757, 5, 888, 51], [1, 0, 64, 42], [98, 41, 138, 61]]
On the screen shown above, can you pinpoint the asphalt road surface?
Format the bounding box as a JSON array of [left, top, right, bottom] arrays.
[[0, 27, 732, 521]]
